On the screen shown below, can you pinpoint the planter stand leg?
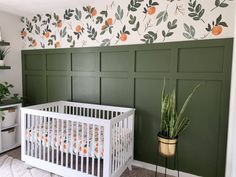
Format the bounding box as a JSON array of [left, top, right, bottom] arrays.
[[174, 142, 180, 177], [177, 143, 179, 177], [165, 157, 167, 177], [155, 140, 159, 177]]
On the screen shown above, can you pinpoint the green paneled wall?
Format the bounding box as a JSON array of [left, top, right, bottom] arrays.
[[22, 38, 233, 177]]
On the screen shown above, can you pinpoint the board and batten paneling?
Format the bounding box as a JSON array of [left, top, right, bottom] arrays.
[[22, 38, 233, 177]]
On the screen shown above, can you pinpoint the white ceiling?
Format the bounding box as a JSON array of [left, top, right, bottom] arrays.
[[0, 0, 97, 16]]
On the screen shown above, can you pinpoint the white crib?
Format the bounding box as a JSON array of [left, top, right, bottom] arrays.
[[21, 101, 135, 177]]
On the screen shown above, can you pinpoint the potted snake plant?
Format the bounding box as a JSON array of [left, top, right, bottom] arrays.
[[0, 82, 13, 103], [158, 79, 200, 157], [0, 48, 9, 66]]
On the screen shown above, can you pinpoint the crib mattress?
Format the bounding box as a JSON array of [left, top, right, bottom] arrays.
[[26, 123, 131, 159]]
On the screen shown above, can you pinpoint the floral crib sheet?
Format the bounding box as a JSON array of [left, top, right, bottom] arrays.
[[26, 121, 132, 159]]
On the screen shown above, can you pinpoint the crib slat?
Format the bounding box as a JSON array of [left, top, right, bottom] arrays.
[[126, 118, 128, 162], [35, 115, 38, 158], [92, 124, 95, 176], [116, 123, 118, 172], [86, 123, 89, 174], [56, 119, 59, 165], [120, 120, 122, 168], [52, 117, 55, 163], [97, 125, 101, 177], [39, 116, 42, 160], [103, 110, 105, 120], [76, 122, 79, 171], [30, 115, 34, 157], [81, 123, 84, 172], [47, 117, 50, 162], [43, 116, 46, 161], [66, 120, 69, 168], [61, 119, 64, 166], [122, 119, 125, 166], [70, 120, 74, 169], [112, 124, 115, 174]]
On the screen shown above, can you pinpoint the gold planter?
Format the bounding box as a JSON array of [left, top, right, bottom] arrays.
[[158, 135, 177, 157]]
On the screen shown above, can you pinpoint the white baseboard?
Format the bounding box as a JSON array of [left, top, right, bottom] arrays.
[[132, 160, 200, 177]]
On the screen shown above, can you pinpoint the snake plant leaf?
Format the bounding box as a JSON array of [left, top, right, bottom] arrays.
[[177, 84, 200, 123]]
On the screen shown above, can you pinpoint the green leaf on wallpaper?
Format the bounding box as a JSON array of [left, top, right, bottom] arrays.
[[87, 24, 97, 40], [48, 39, 53, 46], [219, 22, 228, 27], [100, 10, 108, 18], [70, 40, 75, 48], [109, 26, 113, 34], [26, 19, 33, 33], [128, 0, 143, 13], [64, 9, 74, 20], [37, 14, 41, 22], [212, 0, 229, 11], [215, 0, 220, 6], [132, 22, 140, 31], [100, 39, 111, 46], [219, 3, 228, 7], [166, 32, 174, 37], [188, 0, 205, 23], [74, 8, 82, 21], [51, 35, 56, 40], [183, 33, 192, 39], [141, 31, 157, 44], [40, 42, 45, 48], [67, 35, 72, 42], [96, 16, 103, 24], [53, 13, 59, 21], [163, 19, 178, 41], [183, 23, 196, 40], [32, 16, 37, 23], [190, 26, 195, 36], [216, 14, 222, 24], [184, 23, 190, 33], [20, 17, 25, 23], [162, 30, 166, 37], [115, 5, 124, 23], [60, 27, 67, 38], [156, 11, 168, 26], [35, 25, 40, 35], [100, 30, 106, 35], [129, 15, 136, 25]]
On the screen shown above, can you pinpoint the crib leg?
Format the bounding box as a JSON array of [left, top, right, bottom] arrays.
[[128, 164, 132, 171]]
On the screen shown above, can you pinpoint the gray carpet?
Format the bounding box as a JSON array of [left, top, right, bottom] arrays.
[[4, 147, 171, 177]]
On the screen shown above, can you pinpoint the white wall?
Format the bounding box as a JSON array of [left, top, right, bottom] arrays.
[[0, 11, 23, 97], [226, 4, 236, 177]]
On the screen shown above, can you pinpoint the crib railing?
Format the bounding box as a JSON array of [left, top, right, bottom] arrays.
[[21, 101, 135, 177]]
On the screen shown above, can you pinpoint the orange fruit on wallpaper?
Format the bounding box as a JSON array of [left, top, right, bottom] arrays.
[[106, 18, 113, 25], [91, 9, 97, 16], [57, 22, 62, 28], [55, 41, 60, 48], [147, 6, 156, 15], [212, 25, 223, 36], [120, 33, 127, 41], [44, 31, 50, 38], [75, 25, 81, 32]]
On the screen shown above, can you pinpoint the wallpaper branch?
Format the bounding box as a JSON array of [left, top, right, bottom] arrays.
[[20, 0, 234, 49]]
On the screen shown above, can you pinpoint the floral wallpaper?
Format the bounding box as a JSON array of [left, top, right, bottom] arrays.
[[20, 0, 234, 49]]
